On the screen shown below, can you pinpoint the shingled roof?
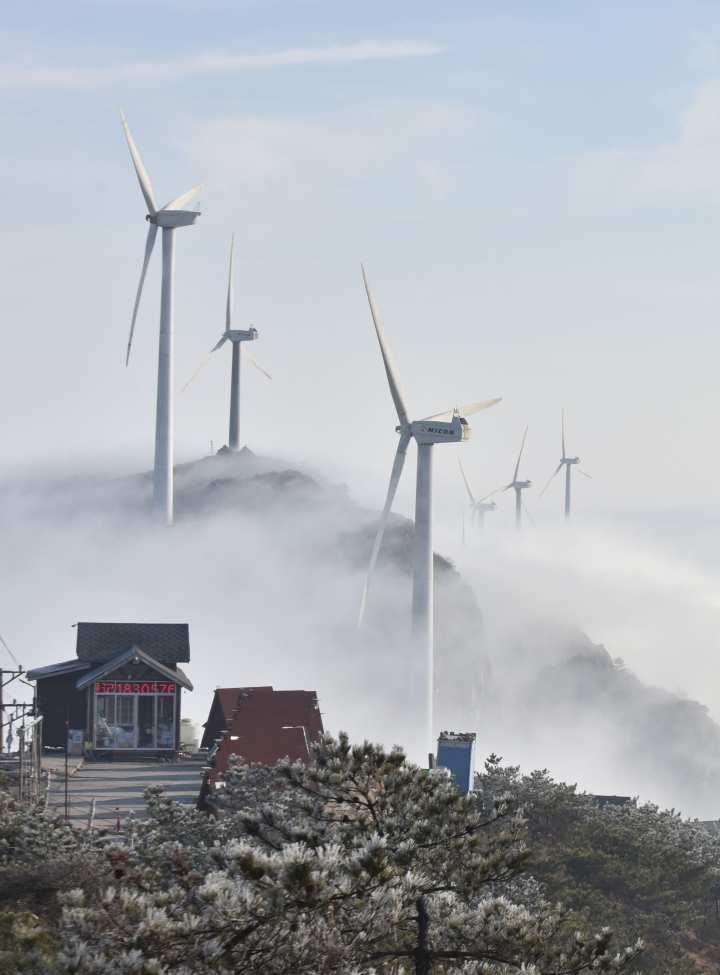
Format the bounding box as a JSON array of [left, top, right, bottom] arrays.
[[75, 622, 190, 664]]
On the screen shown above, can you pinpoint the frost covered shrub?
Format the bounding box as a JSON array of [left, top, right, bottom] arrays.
[[0, 911, 56, 975], [0, 793, 79, 866], [45, 734, 641, 975], [476, 755, 720, 973], [0, 792, 100, 919]]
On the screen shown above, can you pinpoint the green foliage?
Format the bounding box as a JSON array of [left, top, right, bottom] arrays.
[[476, 755, 720, 973], [0, 911, 57, 975], [40, 735, 638, 975]]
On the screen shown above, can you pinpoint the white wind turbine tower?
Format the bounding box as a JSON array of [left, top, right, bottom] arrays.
[[502, 426, 532, 530], [358, 266, 501, 759], [121, 113, 205, 525], [182, 237, 271, 450], [458, 457, 498, 530], [540, 410, 591, 518]]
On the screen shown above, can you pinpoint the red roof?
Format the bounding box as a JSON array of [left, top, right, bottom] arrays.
[[217, 686, 273, 727], [203, 686, 324, 788]]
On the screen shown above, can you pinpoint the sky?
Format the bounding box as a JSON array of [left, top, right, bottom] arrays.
[[4, 3, 720, 790], [1, 0, 720, 512]]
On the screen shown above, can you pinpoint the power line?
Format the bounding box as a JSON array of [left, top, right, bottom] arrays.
[[0, 632, 21, 669]]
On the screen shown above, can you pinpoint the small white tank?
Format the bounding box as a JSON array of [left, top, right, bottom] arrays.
[[180, 718, 200, 751]]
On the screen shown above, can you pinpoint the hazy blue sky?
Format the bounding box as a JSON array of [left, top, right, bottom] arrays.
[[2, 1, 720, 516]]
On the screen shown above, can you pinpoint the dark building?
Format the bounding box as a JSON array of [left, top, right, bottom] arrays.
[[27, 622, 192, 756], [199, 685, 323, 808]]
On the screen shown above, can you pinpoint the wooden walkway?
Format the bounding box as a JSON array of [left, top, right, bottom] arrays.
[[46, 759, 205, 829]]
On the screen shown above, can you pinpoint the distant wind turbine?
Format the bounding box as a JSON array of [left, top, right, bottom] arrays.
[[121, 112, 205, 525], [540, 410, 591, 518], [503, 426, 532, 529], [182, 238, 271, 450], [458, 458, 497, 529], [358, 265, 501, 756]]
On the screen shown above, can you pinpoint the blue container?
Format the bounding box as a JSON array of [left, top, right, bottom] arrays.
[[436, 732, 476, 795]]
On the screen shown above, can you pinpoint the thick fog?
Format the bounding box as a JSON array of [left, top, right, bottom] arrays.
[[3, 449, 720, 819]]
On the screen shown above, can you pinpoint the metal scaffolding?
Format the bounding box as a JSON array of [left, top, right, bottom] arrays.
[[1, 667, 44, 802]]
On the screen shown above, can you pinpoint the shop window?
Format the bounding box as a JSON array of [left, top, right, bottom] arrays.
[[95, 690, 175, 749]]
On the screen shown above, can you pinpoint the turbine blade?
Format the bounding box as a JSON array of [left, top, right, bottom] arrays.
[[561, 408, 566, 460], [181, 353, 213, 393], [479, 485, 506, 502], [458, 457, 476, 504], [211, 334, 229, 353], [225, 236, 234, 329], [578, 469, 592, 479], [361, 265, 410, 427], [522, 500, 535, 526], [162, 181, 207, 212], [512, 426, 528, 482], [539, 462, 564, 498], [125, 223, 158, 366], [423, 397, 502, 422], [247, 355, 272, 380], [120, 112, 157, 215], [357, 432, 411, 626]]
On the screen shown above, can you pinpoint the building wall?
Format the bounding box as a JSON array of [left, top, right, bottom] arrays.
[[36, 675, 87, 748], [90, 665, 183, 754], [200, 695, 227, 750]]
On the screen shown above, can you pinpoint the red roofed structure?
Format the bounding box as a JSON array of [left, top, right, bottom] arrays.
[[199, 685, 324, 809], [200, 686, 271, 750]]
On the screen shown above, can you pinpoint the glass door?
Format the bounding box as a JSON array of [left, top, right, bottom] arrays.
[[95, 694, 137, 749], [137, 695, 155, 748]]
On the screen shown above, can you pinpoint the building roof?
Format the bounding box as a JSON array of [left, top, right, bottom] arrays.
[[203, 686, 273, 731], [203, 685, 323, 785], [27, 659, 90, 681], [76, 622, 190, 664], [226, 687, 324, 752], [75, 646, 194, 690]]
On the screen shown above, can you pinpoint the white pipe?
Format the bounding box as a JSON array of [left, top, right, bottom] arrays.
[[412, 442, 434, 758], [153, 227, 175, 525], [229, 341, 241, 450]]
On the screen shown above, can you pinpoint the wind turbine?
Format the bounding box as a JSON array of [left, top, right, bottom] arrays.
[[503, 426, 532, 529], [358, 266, 501, 757], [121, 112, 205, 525], [540, 410, 591, 518], [182, 238, 271, 450], [458, 458, 497, 529]]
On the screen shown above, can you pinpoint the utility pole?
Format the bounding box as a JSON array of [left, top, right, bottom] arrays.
[[64, 714, 69, 822], [17, 725, 24, 800]]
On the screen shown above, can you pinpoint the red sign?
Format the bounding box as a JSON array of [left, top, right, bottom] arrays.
[[94, 681, 176, 695]]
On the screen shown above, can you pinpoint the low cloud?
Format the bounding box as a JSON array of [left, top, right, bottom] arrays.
[[570, 79, 720, 205], [0, 40, 445, 88]]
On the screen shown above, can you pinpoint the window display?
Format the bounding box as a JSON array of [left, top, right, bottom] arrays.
[[95, 686, 176, 749]]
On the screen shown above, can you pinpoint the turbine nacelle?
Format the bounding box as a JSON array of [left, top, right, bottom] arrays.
[[477, 500, 497, 511], [121, 113, 205, 368], [409, 415, 469, 445], [149, 209, 201, 229], [564, 455, 580, 466], [513, 479, 532, 489], [226, 327, 259, 343]]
